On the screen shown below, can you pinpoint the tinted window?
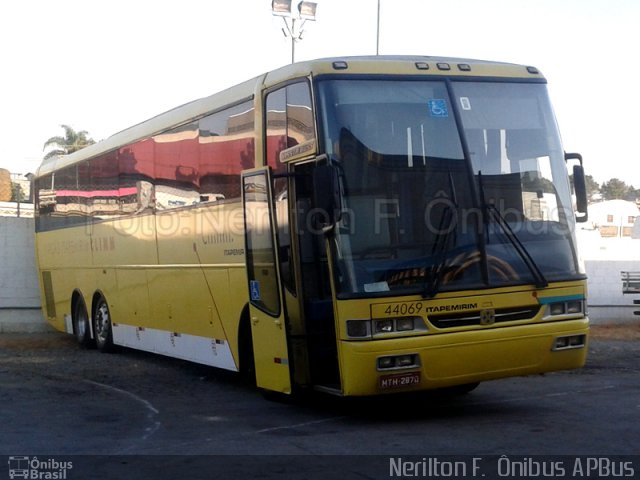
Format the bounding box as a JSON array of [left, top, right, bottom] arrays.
[[199, 100, 255, 203], [152, 122, 200, 210], [243, 171, 280, 316], [266, 81, 315, 173]]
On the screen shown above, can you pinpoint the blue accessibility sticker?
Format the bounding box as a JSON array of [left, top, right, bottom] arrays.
[[428, 99, 449, 118], [250, 280, 261, 301]]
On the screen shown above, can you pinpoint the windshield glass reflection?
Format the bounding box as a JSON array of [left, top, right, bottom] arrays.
[[316, 79, 580, 298]]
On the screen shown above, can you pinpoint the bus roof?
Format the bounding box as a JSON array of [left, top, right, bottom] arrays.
[[36, 55, 544, 178]]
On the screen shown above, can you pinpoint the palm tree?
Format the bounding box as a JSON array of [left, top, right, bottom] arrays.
[[43, 124, 95, 160]]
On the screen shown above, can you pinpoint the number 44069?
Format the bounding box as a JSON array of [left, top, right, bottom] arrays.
[[383, 302, 423, 316]]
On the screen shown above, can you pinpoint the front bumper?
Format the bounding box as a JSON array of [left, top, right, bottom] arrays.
[[338, 319, 589, 396]]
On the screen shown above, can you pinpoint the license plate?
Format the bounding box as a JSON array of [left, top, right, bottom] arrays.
[[379, 371, 421, 390]]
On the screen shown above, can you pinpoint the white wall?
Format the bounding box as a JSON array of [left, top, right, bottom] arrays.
[[0, 217, 46, 332], [584, 260, 640, 323]]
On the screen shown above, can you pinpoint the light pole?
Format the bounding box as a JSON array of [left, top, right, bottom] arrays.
[[376, 0, 380, 55], [271, 0, 318, 64]]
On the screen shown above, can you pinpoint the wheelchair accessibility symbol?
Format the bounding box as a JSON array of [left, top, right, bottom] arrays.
[[427, 99, 449, 118], [250, 280, 261, 301]]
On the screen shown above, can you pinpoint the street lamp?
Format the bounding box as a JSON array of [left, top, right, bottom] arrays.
[[376, 0, 380, 55], [271, 0, 318, 64]]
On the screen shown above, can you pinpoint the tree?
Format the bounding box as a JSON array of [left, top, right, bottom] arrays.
[[584, 175, 600, 199], [43, 124, 95, 160], [601, 178, 631, 200], [626, 186, 640, 203], [10, 182, 25, 202]]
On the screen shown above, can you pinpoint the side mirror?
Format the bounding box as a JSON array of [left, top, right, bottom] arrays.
[[312, 158, 342, 232], [565, 152, 588, 223]]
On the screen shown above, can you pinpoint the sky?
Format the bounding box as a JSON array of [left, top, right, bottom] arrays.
[[1, 0, 638, 187]]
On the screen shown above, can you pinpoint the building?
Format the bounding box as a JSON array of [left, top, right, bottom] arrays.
[[0, 172, 34, 218], [588, 199, 639, 237]]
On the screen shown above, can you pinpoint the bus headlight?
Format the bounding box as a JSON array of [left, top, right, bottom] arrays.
[[346, 320, 370, 338], [396, 354, 415, 367], [347, 316, 427, 339], [549, 303, 566, 315], [566, 301, 583, 314], [552, 334, 586, 351], [372, 316, 425, 336], [544, 299, 584, 319], [396, 317, 414, 331], [377, 353, 420, 370], [378, 356, 396, 369], [374, 319, 393, 333]]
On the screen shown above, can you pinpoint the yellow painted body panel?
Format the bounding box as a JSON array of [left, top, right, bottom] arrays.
[[339, 319, 588, 396], [333, 282, 588, 396], [250, 313, 293, 394], [35, 202, 249, 368]]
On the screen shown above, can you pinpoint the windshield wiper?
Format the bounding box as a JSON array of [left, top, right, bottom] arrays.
[[478, 172, 548, 288], [423, 172, 458, 298]]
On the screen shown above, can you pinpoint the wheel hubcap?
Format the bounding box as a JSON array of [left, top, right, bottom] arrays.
[[96, 303, 110, 341]]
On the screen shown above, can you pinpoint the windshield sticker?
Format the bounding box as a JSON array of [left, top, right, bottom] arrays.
[[460, 97, 472, 110], [364, 281, 390, 293], [427, 99, 448, 118]]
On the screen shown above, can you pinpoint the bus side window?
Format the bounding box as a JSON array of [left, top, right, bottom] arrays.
[[266, 81, 315, 294], [199, 100, 255, 203], [266, 88, 287, 175], [151, 122, 200, 210], [266, 80, 315, 175]]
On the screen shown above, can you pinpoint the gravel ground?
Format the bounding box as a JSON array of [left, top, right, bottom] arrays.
[[1, 324, 638, 479]]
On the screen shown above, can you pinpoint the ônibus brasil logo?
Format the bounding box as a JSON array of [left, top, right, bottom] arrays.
[[8, 457, 72, 480]]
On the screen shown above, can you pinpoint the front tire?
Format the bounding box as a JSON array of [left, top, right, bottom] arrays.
[[93, 296, 115, 353]]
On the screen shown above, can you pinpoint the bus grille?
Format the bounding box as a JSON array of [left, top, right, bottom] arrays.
[[428, 306, 541, 328]]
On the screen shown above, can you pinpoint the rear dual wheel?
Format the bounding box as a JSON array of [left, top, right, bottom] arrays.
[[93, 296, 115, 353], [73, 299, 93, 348]]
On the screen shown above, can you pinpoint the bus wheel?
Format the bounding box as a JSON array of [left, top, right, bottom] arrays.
[[93, 296, 115, 353], [73, 298, 94, 348]]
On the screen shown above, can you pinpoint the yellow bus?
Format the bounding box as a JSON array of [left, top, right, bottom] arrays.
[[34, 56, 590, 396]]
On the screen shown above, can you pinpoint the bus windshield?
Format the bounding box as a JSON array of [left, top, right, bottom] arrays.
[[316, 78, 580, 298]]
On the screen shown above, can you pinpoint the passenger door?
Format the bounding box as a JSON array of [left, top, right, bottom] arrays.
[[241, 167, 292, 394]]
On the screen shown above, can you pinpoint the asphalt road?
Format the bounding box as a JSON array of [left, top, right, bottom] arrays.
[[1, 327, 639, 479]]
